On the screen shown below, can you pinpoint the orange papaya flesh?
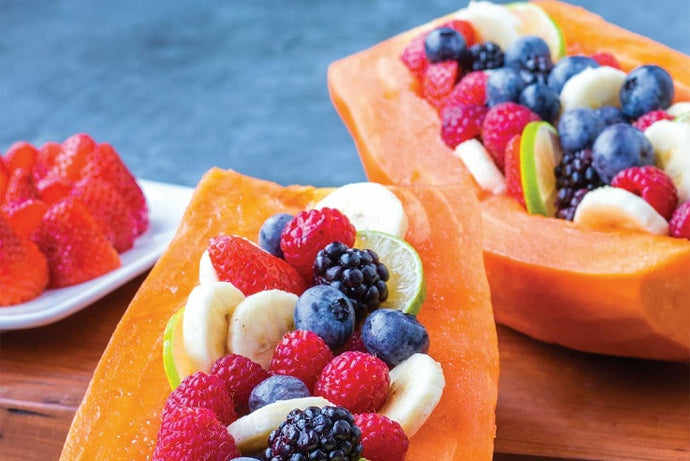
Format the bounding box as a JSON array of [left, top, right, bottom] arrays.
[[327, 0, 690, 361], [60, 168, 499, 460]]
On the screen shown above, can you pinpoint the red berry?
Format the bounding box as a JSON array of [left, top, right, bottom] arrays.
[[611, 166, 678, 220], [314, 351, 389, 414], [440, 103, 488, 149], [354, 413, 409, 461], [2, 198, 48, 240], [33, 141, 61, 181], [153, 407, 240, 461], [4, 167, 39, 205], [4, 141, 37, 173], [446, 70, 488, 106], [0, 159, 9, 203], [270, 329, 334, 391], [482, 102, 540, 172], [209, 353, 269, 416], [440, 19, 475, 47], [504, 134, 526, 208], [339, 328, 367, 353], [632, 110, 674, 131], [669, 202, 690, 239], [209, 233, 307, 296], [422, 61, 459, 109], [400, 32, 429, 79], [591, 51, 621, 70], [36, 176, 73, 206], [51, 133, 96, 182], [163, 371, 237, 426], [280, 207, 356, 279]]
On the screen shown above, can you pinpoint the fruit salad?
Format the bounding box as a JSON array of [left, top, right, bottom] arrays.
[[0, 133, 149, 306]]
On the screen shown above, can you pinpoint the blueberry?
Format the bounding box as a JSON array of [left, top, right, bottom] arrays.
[[248, 375, 310, 412], [591, 123, 655, 183], [258, 213, 293, 258], [294, 285, 355, 349], [361, 308, 429, 367], [547, 55, 599, 94], [518, 83, 560, 124], [557, 108, 606, 153], [620, 65, 674, 119], [596, 106, 628, 126], [486, 67, 526, 107], [424, 27, 466, 63]]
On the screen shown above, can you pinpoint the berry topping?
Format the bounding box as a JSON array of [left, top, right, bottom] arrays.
[[518, 82, 561, 124], [314, 351, 390, 414], [591, 51, 621, 69], [446, 70, 488, 106], [504, 35, 553, 85], [258, 212, 293, 258], [262, 406, 363, 461], [557, 108, 606, 153], [620, 65, 675, 119], [361, 308, 430, 367], [269, 329, 334, 391], [459, 41, 504, 74], [32, 141, 60, 182], [440, 102, 488, 149], [2, 198, 47, 240], [486, 67, 526, 107], [280, 207, 356, 279], [547, 55, 599, 94], [162, 371, 237, 426], [555, 149, 605, 220], [591, 123, 655, 183], [50, 133, 95, 182], [354, 413, 409, 461], [611, 166, 679, 220], [4, 141, 37, 173], [421, 60, 460, 109], [482, 102, 540, 171], [632, 110, 674, 132], [4, 167, 39, 205], [400, 33, 428, 79], [596, 105, 628, 126], [424, 27, 466, 63], [313, 241, 390, 320], [208, 234, 307, 296], [153, 407, 240, 461], [294, 285, 356, 350], [504, 135, 526, 207], [248, 375, 310, 413], [669, 202, 690, 239], [209, 353, 269, 416], [441, 19, 476, 47]]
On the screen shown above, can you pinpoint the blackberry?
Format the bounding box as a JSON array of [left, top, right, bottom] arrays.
[[554, 149, 605, 220], [262, 406, 363, 461], [313, 241, 389, 320], [460, 42, 504, 73]]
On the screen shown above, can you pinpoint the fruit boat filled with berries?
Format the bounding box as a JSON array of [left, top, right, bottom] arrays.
[[60, 168, 499, 460], [328, 0, 690, 361]]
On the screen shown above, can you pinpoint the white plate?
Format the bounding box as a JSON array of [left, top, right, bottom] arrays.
[[0, 179, 194, 330]]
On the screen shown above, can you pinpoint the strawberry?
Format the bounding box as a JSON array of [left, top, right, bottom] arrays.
[[422, 61, 459, 109], [440, 19, 476, 47], [4, 141, 37, 173], [591, 51, 621, 70], [36, 176, 73, 206], [51, 133, 96, 182], [2, 199, 48, 240], [446, 70, 488, 106], [0, 215, 49, 306], [33, 197, 121, 288], [208, 234, 307, 296], [632, 110, 674, 132], [482, 102, 540, 171], [0, 159, 9, 204], [400, 32, 429, 79], [504, 134, 526, 207], [4, 168, 39, 205], [440, 103, 488, 148], [33, 141, 61, 182]]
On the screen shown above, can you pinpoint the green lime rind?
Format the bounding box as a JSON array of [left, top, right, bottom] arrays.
[[162, 307, 185, 390], [506, 2, 566, 61], [675, 111, 690, 124], [520, 121, 562, 217], [354, 230, 426, 316]]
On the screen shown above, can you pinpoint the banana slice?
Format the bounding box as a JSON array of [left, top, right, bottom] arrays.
[[455, 1, 521, 52], [666, 101, 690, 119], [227, 396, 333, 453], [314, 182, 409, 239], [182, 281, 245, 373], [645, 120, 690, 204], [379, 353, 445, 438], [559, 66, 626, 112], [453, 138, 506, 195], [573, 186, 669, 235], [228, 289, 298, 369], [198, 249, 219, 284]]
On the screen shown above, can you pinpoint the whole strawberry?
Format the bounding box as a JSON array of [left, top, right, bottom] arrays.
[[209, 353, 269, 416], [669, 202, 690, 239], [440, 103, 488, 148], [162, 371, 236, 426], [611, 166, 678, 220], [482, 102, 540, 171], [270, 329, 334, 392], [354, 413, 409, 461]]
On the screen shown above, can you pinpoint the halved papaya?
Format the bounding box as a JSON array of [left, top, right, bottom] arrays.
[[327, 0, 690, 361], [60, 168, 499, 460]]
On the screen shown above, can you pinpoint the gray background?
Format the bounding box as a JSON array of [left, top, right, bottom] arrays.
[[1, 0, 688, 188]]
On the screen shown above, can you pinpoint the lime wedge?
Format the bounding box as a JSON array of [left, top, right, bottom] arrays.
[[506, 2, 566, 62], [354, 230, 426, 315], [520, 121, 563, 217], [162, 307, 194, 389]]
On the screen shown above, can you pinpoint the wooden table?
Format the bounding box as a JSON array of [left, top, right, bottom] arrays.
[[1, 275, 688, 460]]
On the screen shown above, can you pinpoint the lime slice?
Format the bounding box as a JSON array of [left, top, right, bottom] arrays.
[[520, 121, 563, 217], [354, 230, 426, 315], [506, 2, 566, 62], [162, 307, 194, 389]]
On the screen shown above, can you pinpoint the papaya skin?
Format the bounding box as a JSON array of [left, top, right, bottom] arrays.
[[327, 0, 690, 361], [60, 169, 499, 460]]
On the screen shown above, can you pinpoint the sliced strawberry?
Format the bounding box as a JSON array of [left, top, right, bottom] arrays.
[[33, 197, 121, 288], [37, 176, 73, 206], [0, 215, 49, 306], [4, 141, 38, 173], [422, 61, 459, 109], [0, 159, 9, 205], [33, 141, 61, 182], [591, 51, 621, 70], [4, 168, 39, 205], [208, 234, 307, 296], [504, 135, 526, 208], [50, 133, 96, 182], [2, 199, 48, 241]]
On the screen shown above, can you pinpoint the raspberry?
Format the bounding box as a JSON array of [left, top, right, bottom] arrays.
[[269, 329, 334, 391], [162, 371, 237, 426], [354, 413, 409, 461], [591, 51, 621, 70], [421, 60, 459, 109], [400, 32, 428, 79], [446, 70, 488, 106], [314, 351, 390, 414], [611, 166, 678, 220], [153, 407, 240, 461], [632, 110, 674, 131], [440, 19, 476, 47], [280, 207, 356, 279], [209, 353, 269, 416], [482, 102, 540, 171], [209, 234, 307, 296], [339, 328, 367, 353], [440, 103, 488, 149], [504, 135, 526, 207], [669, 202, 690, 239]]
